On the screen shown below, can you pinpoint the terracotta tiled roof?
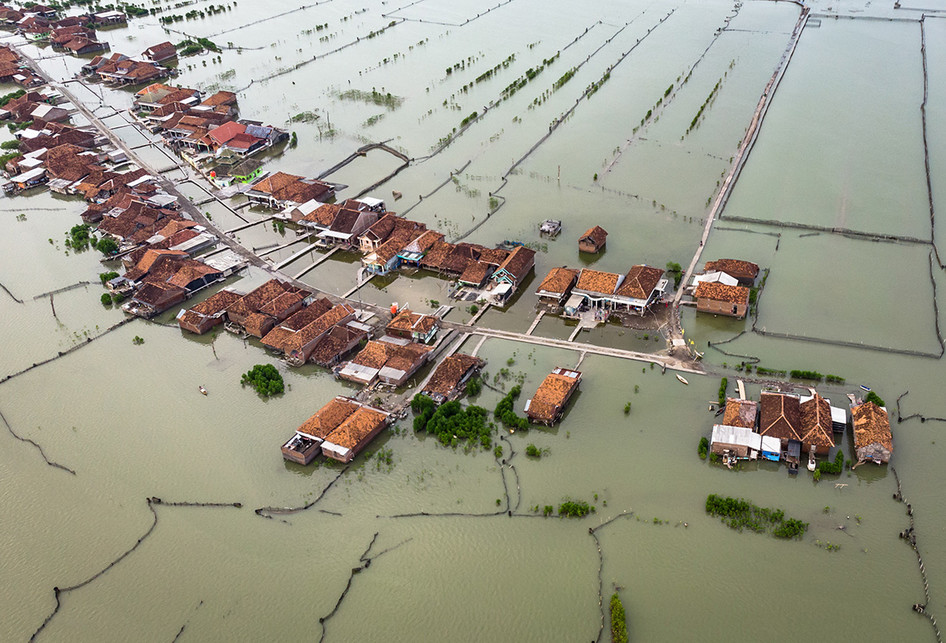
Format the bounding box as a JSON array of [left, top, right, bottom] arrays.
[[477, 246, 510, 267], [694, 281, 749, 304], [527, 368, 581, 423], [226, 279, 291, 318], [575, 269, 621, 295], [166, 262, 220, 289], [759, 392, 802, 441], [494, 246, 535, 283], [296, 397, 359, 440], [350, 340, 390, 369], [386, 309, 439, 335], [243, 312, 274, 338], [133, 281, 186, 307], [302, 202, 340, 226], [324, 406, 388, 450], [421, 354, 482, 399], [704, 259, 759, 282], [800, 394, 834, 449], [851, 402, 893, 451], [257, 290, 304, 318], [723, 398, 758, 429], [278, 297, 333, 332], [580, 225, 608, 245], [281, 304, 356, 355], [309, 324, 366, 366], [200, 90, 236, 107], [402, 229, 443, 254], [458, 260, 492, 286], [536, 267, 579, 296], [136, 248, 188, 273], [419, 240, 453, 270], [616, 265, 664, 299], [360, 212, 397, 243], [187, 289, 242, 316]]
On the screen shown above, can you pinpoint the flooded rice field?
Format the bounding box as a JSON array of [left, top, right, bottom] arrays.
[[3, 0, 946, 641]]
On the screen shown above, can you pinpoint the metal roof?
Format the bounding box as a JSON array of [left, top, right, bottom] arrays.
[[711, 425, 762, 450]]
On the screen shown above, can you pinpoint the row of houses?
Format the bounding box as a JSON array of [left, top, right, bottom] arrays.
[[13, 7, 129, 55], [0, 43, 44, 87], [535, 264, 668, 318], [286, 199, 536, 306], [710, 391, 893, 469], [282, 396, 392, 465], [82, 52, 168, 87]]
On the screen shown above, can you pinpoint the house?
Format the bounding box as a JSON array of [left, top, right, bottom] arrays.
[[362, 222, 426, 275], [134, 83, 201, 112], [758, 391, 802, 450], [691, 271, 738, 289], [569, 268, 623, 315], [711, 425, 761, 459], [851, 401, 892, 464], [30, 103, 69, 123], [386, 308, 439, 344], [309, 323, 369, 367], [611, 265, 667, 315], [98, 59, 167, 86], [176, 289, 242, 334], [320, 206, 380, 248], [579, 225, 607, 253], [336, 336, 432, 387], [320, 403, 391, 463], [246, 171, 334, 209], [143, 41, 177, 63], [282, 396, 360, 465], [703, 259, 759, 287], [92, 10, 127, 25], [225, 279, 307, 335], [524, 367, 581, 425], [694, 282, 750, 319], [486, 245, 535, 305], [396, 229, 444, 267], [722, 398, 758, 429], [420, 353, 484, 404], [124, 281, 188, 317], [273, 303, 356, 365], [62, 37, 109, 55], [535, 267, 579, 305], [799, 393, 835, 456]]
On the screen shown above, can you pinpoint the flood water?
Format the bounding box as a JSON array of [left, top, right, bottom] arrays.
[[2, 0, 945, 641]]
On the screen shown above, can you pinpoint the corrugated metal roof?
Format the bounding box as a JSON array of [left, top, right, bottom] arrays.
[[711, 425, 761, 450]]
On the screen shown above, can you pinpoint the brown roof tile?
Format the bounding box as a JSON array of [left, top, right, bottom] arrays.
[[759, 392, 802, 441], [536, 267, 579, 296], [704, 259, 759, 282], [616, 265, 664, 299], [296, 397, 359, 440], [800, 394, 834, 449], [723, 398, 758, 429], [324, 406, 389, 450], [575, 269, 621, 295], [694, 281, 750, 304], [421, 354, 483, 400], [187, 289, 242, 316], [851, 402, 893, 452], [526, 368, 581, 423], [580, 225, 608, 245]]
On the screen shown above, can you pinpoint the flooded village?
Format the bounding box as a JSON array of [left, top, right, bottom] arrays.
[[1, 0, 944, 641]]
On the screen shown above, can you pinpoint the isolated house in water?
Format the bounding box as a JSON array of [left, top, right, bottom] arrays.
[[420, 354, 484, 404], [578, 225, 607, 253], [524, 367, 582, 425], [535, 267, 579, 306], [799, 393, 835, 456], [694, 281, 750, 319], [851, 401, 893, 464], [703, 259, 759, 287]]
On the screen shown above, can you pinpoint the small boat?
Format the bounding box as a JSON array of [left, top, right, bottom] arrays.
[[199, 386, 207, 395], [676, 374, 689, 385], [859, 385, 871, 392]]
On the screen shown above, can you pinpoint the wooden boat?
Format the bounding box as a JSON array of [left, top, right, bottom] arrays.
[[859, 385, 871, 392], [676, 374, 689, 385], [199, 386, 207, 395]]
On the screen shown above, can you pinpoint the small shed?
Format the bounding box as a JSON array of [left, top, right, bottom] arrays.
[[578, 225, 607, 253], [760, 436, 781, 461], [851, 401, 892, 464]]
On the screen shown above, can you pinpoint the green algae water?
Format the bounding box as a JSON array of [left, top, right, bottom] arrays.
[[2, 0, 946, 641]]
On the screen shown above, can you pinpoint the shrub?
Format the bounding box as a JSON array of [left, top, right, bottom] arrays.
[[96, 237, 118, 255], [623, 401, 631, 414], [718, 377, 728, 407], [817, 450, 845, 475], [543, 505, 554, 516], [240, 364, 284, 397], [706, 494, 808, 540], [698, 437, 709, 460], [111, 293, 124, 304], [825, 374, 846, 384], [414, 396, 493, 449], [100, 292, 112, 306], [559, 499, 594, 518], [790, 370, 823, 381], [865, 391, 885, 407], [495, 385, 528, 430], [132, 336, 144, 345], [525, 444, 541, 458], [493, 445, 503, 459], [465, 376, 482, 397], [610, 593, 628, 643], [812, 469, 821, 482], [99, 271, 119, 285]]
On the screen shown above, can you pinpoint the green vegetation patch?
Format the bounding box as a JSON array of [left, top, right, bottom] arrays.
[[337, 88, 404, 110], [495, 385, 528, 430], [865, 391, 885, 407], [559, 498, 595, 518], [241, 364, 284, 397], [411, 394, 493, 449], [705, 494, 808, 540], [610, 593, 628, 643]]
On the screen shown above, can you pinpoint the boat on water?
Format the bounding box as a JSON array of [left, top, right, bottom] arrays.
[[676, 374, 689, 385], [199, 386, 207, 395], [860, 385, 871, 392]]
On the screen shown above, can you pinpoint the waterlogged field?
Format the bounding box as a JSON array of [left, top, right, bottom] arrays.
[[3, 0, 946, 641]]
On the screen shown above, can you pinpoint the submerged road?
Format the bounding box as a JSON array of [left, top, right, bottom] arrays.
[[10, 39, 704, 376]]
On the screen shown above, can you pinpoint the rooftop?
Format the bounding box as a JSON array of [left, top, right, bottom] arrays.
[[536, 267, 579, 296], [704, 258, 759, 281], [615, 265, 664, 299], [575, 269, 621, 295], [722, 398, 758, 429], [296, 396, 359, 440], [851, 401, 893, 451], [694, 281, 750, 304], [526, 367, 581, 423], [759, 392, 802, 442]]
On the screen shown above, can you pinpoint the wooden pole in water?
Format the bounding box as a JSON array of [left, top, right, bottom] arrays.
[[49, 293, 56, 318]]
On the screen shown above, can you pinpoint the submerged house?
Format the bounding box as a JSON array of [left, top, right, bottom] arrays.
[[386, 308, 439, 344], [281, 396, 390, 465], [799, 393, 835, 456], [703, 259, 759, 287], [723, 398, 758, 429], [420, 353, 484, 404], [851, 401, 893, 464], [758, 391, 802, 453], [176, 289, 242, 334], [524, 367, 582, 425], [535, 267, 579, 306], [486, 245, 535, 306], [335, 336, 432, 387], [578, 225, 607, 253], [694, 281, 750, 319]]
